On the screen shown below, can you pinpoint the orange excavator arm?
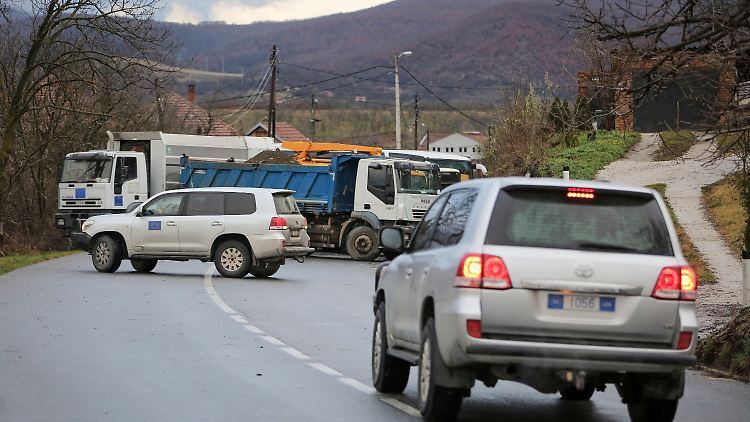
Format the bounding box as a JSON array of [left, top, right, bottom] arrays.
[[281, 141, 382, 165]]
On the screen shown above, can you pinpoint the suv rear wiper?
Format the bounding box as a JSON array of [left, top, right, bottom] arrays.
[[576, 241, 639, 253]]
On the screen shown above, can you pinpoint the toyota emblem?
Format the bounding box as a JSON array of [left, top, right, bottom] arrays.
[[575, 264, 594, 278]]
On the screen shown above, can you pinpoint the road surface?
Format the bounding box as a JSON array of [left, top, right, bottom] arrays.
[[1, 254, 749, 421]]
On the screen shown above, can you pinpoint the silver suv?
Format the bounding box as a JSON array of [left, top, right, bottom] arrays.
[[373, 178, 697, 422], [72, 187, 313, 278]]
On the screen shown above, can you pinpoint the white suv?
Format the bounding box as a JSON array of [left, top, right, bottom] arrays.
[[72, 187, 313, 278], [374, 178, 697, 422]]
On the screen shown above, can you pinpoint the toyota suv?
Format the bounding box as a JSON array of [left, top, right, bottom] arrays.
[[72, 187, 313, 278], [373, 178, 697, 422]]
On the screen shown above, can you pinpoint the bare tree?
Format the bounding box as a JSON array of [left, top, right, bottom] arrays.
[[563, 0, 750, 254]]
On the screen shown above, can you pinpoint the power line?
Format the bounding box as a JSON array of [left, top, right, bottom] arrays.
[[399, 65, 489, 127], [280, 60, 515, 92]]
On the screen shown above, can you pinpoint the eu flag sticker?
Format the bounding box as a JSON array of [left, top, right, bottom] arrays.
[[114, 195, 123, 206], [75, 188, 86, 199], [548, 294, 564, 310], [148, 221, 161, 231], [599, 297, 616, 312]]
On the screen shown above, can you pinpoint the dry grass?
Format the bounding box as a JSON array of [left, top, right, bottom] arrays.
[[649, 184, 716, 283], [0, 250, 77, 276], [655, 130, 696, 161], [702, 174, 744, 258]]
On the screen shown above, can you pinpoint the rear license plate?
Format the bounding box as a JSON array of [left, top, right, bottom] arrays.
[[291, 229, 300, 237], [548, 294, 616, 312]]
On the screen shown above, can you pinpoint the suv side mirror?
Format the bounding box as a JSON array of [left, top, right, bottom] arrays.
[[380, 227, 405, 253], [126, 201, 143, 213]]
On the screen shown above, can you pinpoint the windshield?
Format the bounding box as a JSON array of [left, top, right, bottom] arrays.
[[60, 158, 113, 183], [485, 187, 673, 256], [432, 159, 472, 175], [439, 172, 462, 189], [396, 169, 440, 194]]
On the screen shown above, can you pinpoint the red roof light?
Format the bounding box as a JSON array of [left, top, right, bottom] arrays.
[[567, 187, 596, 200]]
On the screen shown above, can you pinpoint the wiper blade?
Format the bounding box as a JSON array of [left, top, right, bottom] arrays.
[[576, 241, 639, 253]]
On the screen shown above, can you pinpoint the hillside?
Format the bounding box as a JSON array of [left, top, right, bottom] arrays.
[[165, 0, 578, 101]]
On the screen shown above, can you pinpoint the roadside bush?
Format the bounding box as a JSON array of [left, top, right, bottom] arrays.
[[698, 307, 750, 382], [541, 131, 639, 179]]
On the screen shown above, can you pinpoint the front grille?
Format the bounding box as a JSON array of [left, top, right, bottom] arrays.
[[412, 209, 427, 220]]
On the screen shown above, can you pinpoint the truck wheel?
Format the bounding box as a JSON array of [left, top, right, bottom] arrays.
[[214, 240, 251, 278], [559, 385, 595, 401], [627, 399, 678, 422], [131, 258, 157, 273], [346, 226, 380, 261], [249, 261, 281, 278], [419, 317, 464, 421], [92, 235, 122, 273], [372, 301, 410, 393]]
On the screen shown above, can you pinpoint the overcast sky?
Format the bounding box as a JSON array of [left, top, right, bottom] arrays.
[[160, 0, 394, 24]]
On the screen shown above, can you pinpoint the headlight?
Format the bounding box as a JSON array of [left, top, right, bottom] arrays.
[[56, 218, 65, 227], [81, 220, 95, 231]]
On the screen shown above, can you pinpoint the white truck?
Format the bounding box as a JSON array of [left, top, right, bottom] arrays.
[[54, 131, 282, 234], [382, 150, 479, 186]]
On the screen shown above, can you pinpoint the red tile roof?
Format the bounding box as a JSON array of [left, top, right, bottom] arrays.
[[247, 121, 309, 142], [162, 93, 238, 136]]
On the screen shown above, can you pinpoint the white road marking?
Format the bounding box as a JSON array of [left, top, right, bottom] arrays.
[[308, 362, 343, 377], [203, 263, 419, 418], [281, 347, 311, 360], [203, 267, 235, 314], [339, 377, 376, 394], [260, 335, 286, 346], [230, 314, 248, 324], [379, 397, 421, 417], [243, 325, 264, 334]]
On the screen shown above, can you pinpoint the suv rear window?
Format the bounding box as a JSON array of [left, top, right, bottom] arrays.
[[226, 193, 257, 215], [273, 193, 299, 214], [485, 187, 673, 256]]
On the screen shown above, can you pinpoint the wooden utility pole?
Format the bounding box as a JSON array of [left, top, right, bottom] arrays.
[[268, 45, 278, 140], [413, 94, 419, 150], [310, 93, 319, 140]]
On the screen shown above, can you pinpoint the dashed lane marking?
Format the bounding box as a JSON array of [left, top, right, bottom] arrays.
[[202, 264, 420, 418]]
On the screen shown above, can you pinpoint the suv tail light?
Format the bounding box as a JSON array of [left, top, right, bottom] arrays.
[[652, 266, 697, 301], [303, 217, 308, 230], [455, 254, 512, 290], [269, 216, 288, 230]]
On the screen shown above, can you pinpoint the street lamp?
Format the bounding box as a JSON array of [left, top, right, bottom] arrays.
[[394, 51, 412, 149]]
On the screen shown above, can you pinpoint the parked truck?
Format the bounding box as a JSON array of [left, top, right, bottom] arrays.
[[179, 154, 440, 261], [55, 131, 282, 234]]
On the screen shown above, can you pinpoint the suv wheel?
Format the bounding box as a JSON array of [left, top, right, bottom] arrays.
[[559, 385, 595, 401], [131, 258, 157, 273], [627, 399, 678, 422], [372, 301, 410, 393], [92, 235, 122, 273], [418, 317, 464, 421], [249, 261, 281, 278], [214, 240, 252, 278], [346, 226, 380, 261]]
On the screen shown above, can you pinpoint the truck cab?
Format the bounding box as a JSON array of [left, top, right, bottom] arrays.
[[55, 151, 148, 234]]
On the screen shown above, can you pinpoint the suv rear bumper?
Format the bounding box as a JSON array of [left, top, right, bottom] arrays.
[[283, 246, 315, 257]]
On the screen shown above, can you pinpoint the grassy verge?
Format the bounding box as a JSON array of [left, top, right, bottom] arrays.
[[0, 251, 78, 276], [655, 130, 696, 161], [702, 173, 744, 258], [697, 307, 750, 382], [542, 131, 640, 180], [648, 184, 716, 283]]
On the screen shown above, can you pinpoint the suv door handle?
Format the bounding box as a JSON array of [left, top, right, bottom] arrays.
[[211, 221, 223, 227], [166, 221, 177, 227], [406, 268, 413, 276]]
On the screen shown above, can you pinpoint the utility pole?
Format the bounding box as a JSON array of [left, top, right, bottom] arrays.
[[268, 45, 278, 140], [310, 93, 319, 140], [394, 51, 412, 149], [413, 95, 419, 150]]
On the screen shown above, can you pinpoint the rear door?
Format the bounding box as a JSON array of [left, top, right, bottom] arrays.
[[131, 192, 185, 253], [480, 186, 680, 347], [272, 192, 306, 246], [179, 192, 226, 254]]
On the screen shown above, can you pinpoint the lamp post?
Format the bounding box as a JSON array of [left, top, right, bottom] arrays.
[[394, 51, 412, 149]]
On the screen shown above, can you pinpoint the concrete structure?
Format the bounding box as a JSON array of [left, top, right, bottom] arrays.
[[428, 132, 483, 160]]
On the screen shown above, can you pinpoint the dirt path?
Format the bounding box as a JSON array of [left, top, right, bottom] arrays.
[[597, 133, 742, 335]]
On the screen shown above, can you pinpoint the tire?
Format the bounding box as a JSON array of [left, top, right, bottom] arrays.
[[627, 399, 678, 422], [91, 235, 122, 273], [418, 317, 464, 421], [372, 301, 410, 393], [559, 385, 595, 401], [346, 225, 380, 261], [131, 258, 157, 273], [214, 240, 252, 278], [249, 261, 281, 278]]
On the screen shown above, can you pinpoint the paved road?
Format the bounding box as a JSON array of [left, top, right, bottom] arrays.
[[1, 254, 749, 421]]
